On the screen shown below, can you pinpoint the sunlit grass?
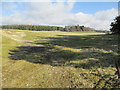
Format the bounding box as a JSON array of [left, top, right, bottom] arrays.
[[1, 29, 119, 88]]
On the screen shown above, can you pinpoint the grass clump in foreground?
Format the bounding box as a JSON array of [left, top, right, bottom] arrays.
[[2, 29, 120, 88]]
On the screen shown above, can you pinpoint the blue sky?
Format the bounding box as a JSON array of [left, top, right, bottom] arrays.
[[1, 1, 118, 30], [71, 2, 118, 14]]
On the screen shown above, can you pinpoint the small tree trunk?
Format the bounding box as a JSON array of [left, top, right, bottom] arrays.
[[115, 59, 120, 79]]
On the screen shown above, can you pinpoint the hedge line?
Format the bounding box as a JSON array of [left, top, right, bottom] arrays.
[[0, 25, 64, 31]]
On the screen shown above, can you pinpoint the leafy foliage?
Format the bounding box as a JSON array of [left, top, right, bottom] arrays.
[[110, 15, 120, 34]]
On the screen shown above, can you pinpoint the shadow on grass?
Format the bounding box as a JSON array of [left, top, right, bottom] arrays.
[[9, 34, 119, 68], [35, 34, 118, 51]]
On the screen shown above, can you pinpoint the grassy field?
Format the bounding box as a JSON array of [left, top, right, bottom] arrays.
[[1, 29, 119, 88]]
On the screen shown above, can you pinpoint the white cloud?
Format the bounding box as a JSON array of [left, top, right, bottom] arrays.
[[1, 2, 118, 30], [74, 8, 118, 30], [95, 8, 118, 20]]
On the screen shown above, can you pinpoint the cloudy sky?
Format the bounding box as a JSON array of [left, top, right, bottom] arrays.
[[1, 0, 119, 30]]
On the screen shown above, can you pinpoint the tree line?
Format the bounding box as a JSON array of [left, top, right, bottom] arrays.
[[0, 24, 96, 32], [0, 25, 64, 31]]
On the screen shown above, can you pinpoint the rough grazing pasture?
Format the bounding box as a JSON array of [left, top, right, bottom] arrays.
[[1, 29, 120, 88]]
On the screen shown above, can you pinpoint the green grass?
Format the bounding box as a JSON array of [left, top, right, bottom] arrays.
[[2, 29, 119, 88]]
